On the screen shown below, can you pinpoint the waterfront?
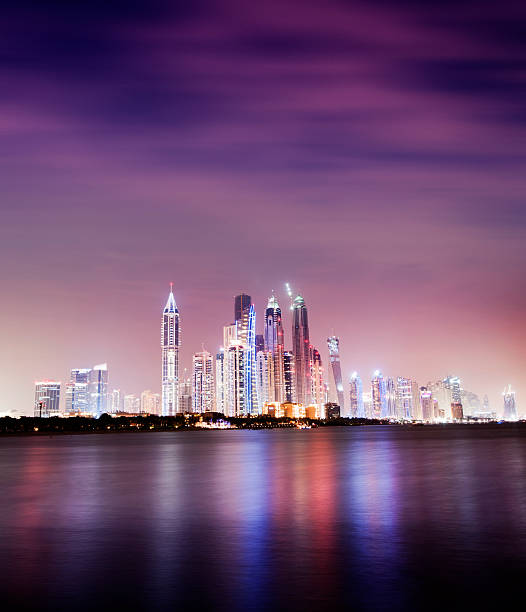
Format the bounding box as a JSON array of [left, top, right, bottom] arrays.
[[1, 425, 525, 611]]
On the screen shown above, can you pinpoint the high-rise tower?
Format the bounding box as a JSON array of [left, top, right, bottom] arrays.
[[503, 384, 517, 420], [349, 372, 364, 418], [34, 381, 61, 417], [292, 295, 311, 406], [89, 364, 108, 417], [161, 284, 181, 416], [264, 294, 285, 403], [371, 370, 387, 418], [327, 336, 345, 414], [234, 293, 251, 342], [192, 351, 214, 413]]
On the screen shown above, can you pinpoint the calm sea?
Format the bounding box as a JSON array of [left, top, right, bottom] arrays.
[[1, 425, 525, 611]]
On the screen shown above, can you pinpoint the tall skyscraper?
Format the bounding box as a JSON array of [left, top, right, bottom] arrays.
[[215, 349, 226, 414], [245, 304, 258, 414], [161, 284, 181, 416], [192, 351, 214, 413], [283, 351, 296, 403], [327, 336, 345, 414], [256, 351, 274, 412], [503, 384, 517, 420], [386, 377, 397, 418], [65, 368, 91, 415], [234, 293, 251, 325], [89, 364, 108, 417], [310, 348, 325, 416], [226, 341, 247, 416], [179, 375, 192, 414], [396, 377, 413, 420], [349, 372, 364, 418], [34, 381, 61, 417], [234, 293, 251, 343], [371, 370, 387, 418], [264, 294, 285, 403], [292, 295, 311, 406]]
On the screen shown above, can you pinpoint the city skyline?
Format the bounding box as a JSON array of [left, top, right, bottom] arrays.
[[27, 285, 520, 420]]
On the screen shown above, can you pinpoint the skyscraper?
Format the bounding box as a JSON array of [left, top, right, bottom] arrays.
[[34, 381, 61, 417], [141, 390, 161, 415], [161, 284, 181, 416], [264, 294, 285, 403], [215, 349, 226, 414], [245, 304, 257, 414], [292, 295, 311, 406], [234, 293, 251, 343], [371, 370, 387, 418], [192, 351, 214, 413], [396, 377, 413, 420], [503, 384, 517, 420], [349, 372, 364, 418], [255, 334, 264, 355], [110, 389, 121, 414], [420, 386, 434, 421], [256, 351, 274, 412], [310, 347, 325, 417], [386, 377, 397, 418], [65, 368, 91, 415], [179, 375, 193, 414], [283, 351, 296, 403], [89, 364, 108, 417], [327, 336, 345, 414], [226, 341, 247, 416], [234, 293, 251, 325]]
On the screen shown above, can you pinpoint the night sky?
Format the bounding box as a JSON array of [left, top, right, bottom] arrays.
[[2, 0, 525, 415]]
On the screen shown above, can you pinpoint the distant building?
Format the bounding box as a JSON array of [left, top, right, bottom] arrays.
[[349, 372, 364, 418], [141, 390, 161, 415], [215, 350, 226, 414], [292, 295, 311, 406], [396, 377, 413, 420], [386, 377, 397, 419], [283, 351, 296, 403], [179, 376, 192, 413], [124, 394, 140, 414], [89, 364, 108, 417], [310, 347, 325, 416], [255, 334, 265, 355], [371, 370, 387, 418], [192, 351, 214, 413], [451, 402, 464, 421], [325, 403, 340, 419], [420, 387, 434, 421], [503, 385, 517, 420], [327, 336, 345, 415], [65, 368, 91, 415], [110, 389, 121, 414], [34, 381, 61, 417]]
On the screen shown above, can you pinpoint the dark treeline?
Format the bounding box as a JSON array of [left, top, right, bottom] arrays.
[[0, 414, 387, 434]]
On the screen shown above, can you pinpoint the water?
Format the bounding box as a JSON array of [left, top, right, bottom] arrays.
[[1, 425, 525, 611]]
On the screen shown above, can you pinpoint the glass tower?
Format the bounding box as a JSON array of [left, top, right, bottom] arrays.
[[161, 284, 181, 416]]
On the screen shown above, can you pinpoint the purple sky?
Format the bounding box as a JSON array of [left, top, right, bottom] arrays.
[[1, 0, 526, 415]]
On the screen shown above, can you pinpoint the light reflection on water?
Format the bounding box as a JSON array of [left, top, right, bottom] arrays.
[[1, 426, 526, 611]]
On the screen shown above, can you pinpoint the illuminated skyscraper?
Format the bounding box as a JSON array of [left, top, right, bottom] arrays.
[[349, 372, 364, 418], [503, 384, 517, 420], [245, 304, 258, 414], [264, 294, 285, 403], [65, 368, 91, 415], [292, 295, 311, 406], [161, 284, 181, 416], [89, 363, 108, 417], [215, 349, 226, 414], [226, 341, 247, 416], [386, 377, 397, 418], [179, 375, 192, 413], [371, 370, 387, 418], [256, 351, 274, 411], [420, 387, 434, 421], [396, 377, 414, 420], [234, 293, 251, 344], [124, 394, 140, 413], [311, 347, 325, 416], [283, 351, 296, 403], [34, 381, 61, 417], [327, 336, 345, 414], [192, 351, 214, 413]]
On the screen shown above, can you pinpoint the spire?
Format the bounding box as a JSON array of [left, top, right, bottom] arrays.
[[267, 294, 280, 310], [164, 283, 178, 313], [293, 294, 305, 307]]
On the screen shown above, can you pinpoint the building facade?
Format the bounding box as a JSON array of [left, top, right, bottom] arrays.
[[161, 284, 181, 416]]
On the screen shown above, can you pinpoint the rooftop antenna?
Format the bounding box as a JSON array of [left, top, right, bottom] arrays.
[[285, 282, 293, 310]]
